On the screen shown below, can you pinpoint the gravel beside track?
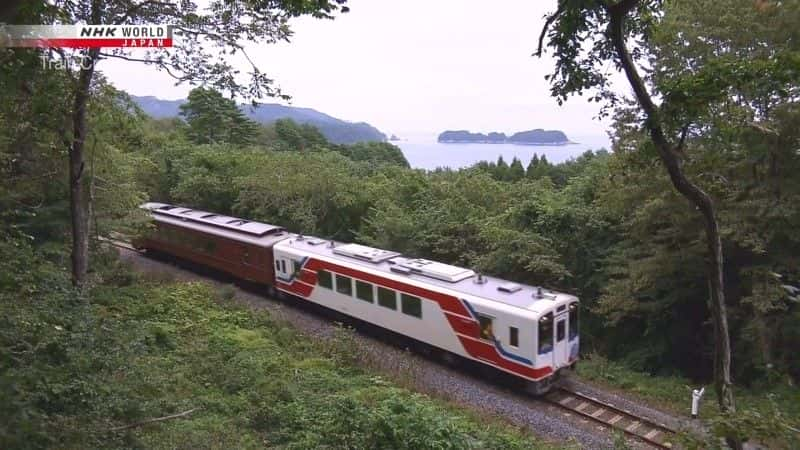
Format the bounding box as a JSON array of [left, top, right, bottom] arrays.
[[559, 375, 703, 435], [118, 246, 695, 449]]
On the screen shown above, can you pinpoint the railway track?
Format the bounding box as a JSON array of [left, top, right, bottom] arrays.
[[545, 386, 678, 448], [98, 235, 138, 252]]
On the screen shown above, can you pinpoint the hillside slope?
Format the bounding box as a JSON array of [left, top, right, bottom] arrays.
[[132, 95, 386, 144]]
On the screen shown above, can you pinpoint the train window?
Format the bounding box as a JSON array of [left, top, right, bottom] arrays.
[[509, 326, 519, 347], [538, 313, 553, 354], [335, 274, 353, 296], [275, 260, 280, 272], [317, 270, 333, 289], [280, 260, 286, 273], [478, 314, 493, 340], [401, 294, 422, 318], [377, 287, 397, 310], [356, 280, 374, 303], [569, 303, 579, 340], [293, 259, 303, 273], [556, 319, 565, 342]]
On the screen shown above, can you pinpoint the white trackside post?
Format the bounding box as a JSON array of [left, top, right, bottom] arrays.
[[691, 387, 705, 419]]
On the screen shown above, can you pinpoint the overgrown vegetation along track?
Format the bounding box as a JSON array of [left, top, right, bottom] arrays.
[[110, 237, 690, 449], [545, 387, 677, 449]]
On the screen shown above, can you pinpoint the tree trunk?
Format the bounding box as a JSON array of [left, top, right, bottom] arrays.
[[0, 0, 27, 22], [606, 2, 738, 448], [69, 47, 100, 288]]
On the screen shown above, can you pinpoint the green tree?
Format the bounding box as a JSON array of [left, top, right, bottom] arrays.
[[508, 157, 525, 181], [537, 1, 799, 446], [271, 118, 328, 151], [595, 0, 800, 383], [234, 151, 371, 239], [333, 141, 410, 168], [179, 87, 260, 146], [494, 155, 509, 181], [536, 1, 741, 432], [525, 154, 540, 178], [1, 0, 348, 288], [526, 153, 553, 181]]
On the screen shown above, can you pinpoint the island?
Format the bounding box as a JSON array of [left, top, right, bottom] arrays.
[[437, 129, 572, 145]]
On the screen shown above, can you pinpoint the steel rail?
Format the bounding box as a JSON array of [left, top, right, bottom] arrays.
[[544, 386, 678, 449]]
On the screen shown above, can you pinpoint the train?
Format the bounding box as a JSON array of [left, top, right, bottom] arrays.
[[132, 202, 580, 394]]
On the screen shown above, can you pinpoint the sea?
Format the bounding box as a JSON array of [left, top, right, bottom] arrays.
[[393, 133, 612, 171]]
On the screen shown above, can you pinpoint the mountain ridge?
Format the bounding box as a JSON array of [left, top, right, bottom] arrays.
[[131, 95, 386, 145]]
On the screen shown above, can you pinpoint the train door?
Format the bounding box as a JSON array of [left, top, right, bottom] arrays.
[[242, 245, 254, 267], [553, 311, 569, 368], [274, 255, 292, 281]]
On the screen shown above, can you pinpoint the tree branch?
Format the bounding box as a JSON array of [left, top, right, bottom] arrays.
[[605, 1, 674, 154], [113, 0, 178, 25], [605, 0, 640, 15], [677, 123, 689, 152], [97, 52, 185, 81], [534, 2, 564, 57], [109, 407, 200, 432]]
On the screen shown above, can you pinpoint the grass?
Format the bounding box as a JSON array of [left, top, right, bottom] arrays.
[[0, 241, 563, 449]]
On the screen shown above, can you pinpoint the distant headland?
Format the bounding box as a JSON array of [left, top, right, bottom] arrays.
[[437, 129, 573, 145]]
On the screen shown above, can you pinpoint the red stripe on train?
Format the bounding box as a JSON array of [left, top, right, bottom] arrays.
[[298, 268, 317, 285], [457, 336, 553, 380], [294, 257, 553, 380], [277, 280, 314, 297], [304, 258, 471, 317], [445, 312, 481, 337]]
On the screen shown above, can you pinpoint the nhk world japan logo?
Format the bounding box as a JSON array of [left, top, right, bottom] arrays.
[[0, 25, 172, 48]]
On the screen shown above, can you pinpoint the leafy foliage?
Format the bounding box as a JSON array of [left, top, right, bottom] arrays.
[[0, 236, 552, 449], [179, 87, 260, 146]]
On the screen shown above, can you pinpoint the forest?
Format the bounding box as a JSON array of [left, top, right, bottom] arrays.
[[1, 0, 799, 448]]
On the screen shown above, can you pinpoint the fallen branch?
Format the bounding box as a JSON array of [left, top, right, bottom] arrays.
[[109, 407, 200, 432]]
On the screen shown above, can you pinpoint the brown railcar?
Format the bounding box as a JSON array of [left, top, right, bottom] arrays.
[[133, 203, 288, 284]]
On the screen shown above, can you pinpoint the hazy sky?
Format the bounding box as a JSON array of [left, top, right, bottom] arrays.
[[100, 0, 613, 138]]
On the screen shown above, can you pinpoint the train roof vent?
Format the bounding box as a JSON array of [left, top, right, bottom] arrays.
[[307, 238, 326, 246], [497, 283, 522, 293], [390, 266, 412, 275], [151, 206, 283, 237], [332, 243, 401, 263], [236, 222, 282, 235], [398, 258, 475, 283]]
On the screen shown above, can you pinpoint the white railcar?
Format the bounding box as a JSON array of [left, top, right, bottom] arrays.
[[273, 236, 579, 394]]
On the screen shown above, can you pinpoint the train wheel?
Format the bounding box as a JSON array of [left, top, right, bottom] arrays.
[[440, 351, 459, 368], [525, 377, 553, 396]]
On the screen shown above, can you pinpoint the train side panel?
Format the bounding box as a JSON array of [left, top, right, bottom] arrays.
[[272, 243, 556, 382], [136, 222, 277, 284]]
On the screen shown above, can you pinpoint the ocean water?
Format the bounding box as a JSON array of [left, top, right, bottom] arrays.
[[394, 134, 612, 170]]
